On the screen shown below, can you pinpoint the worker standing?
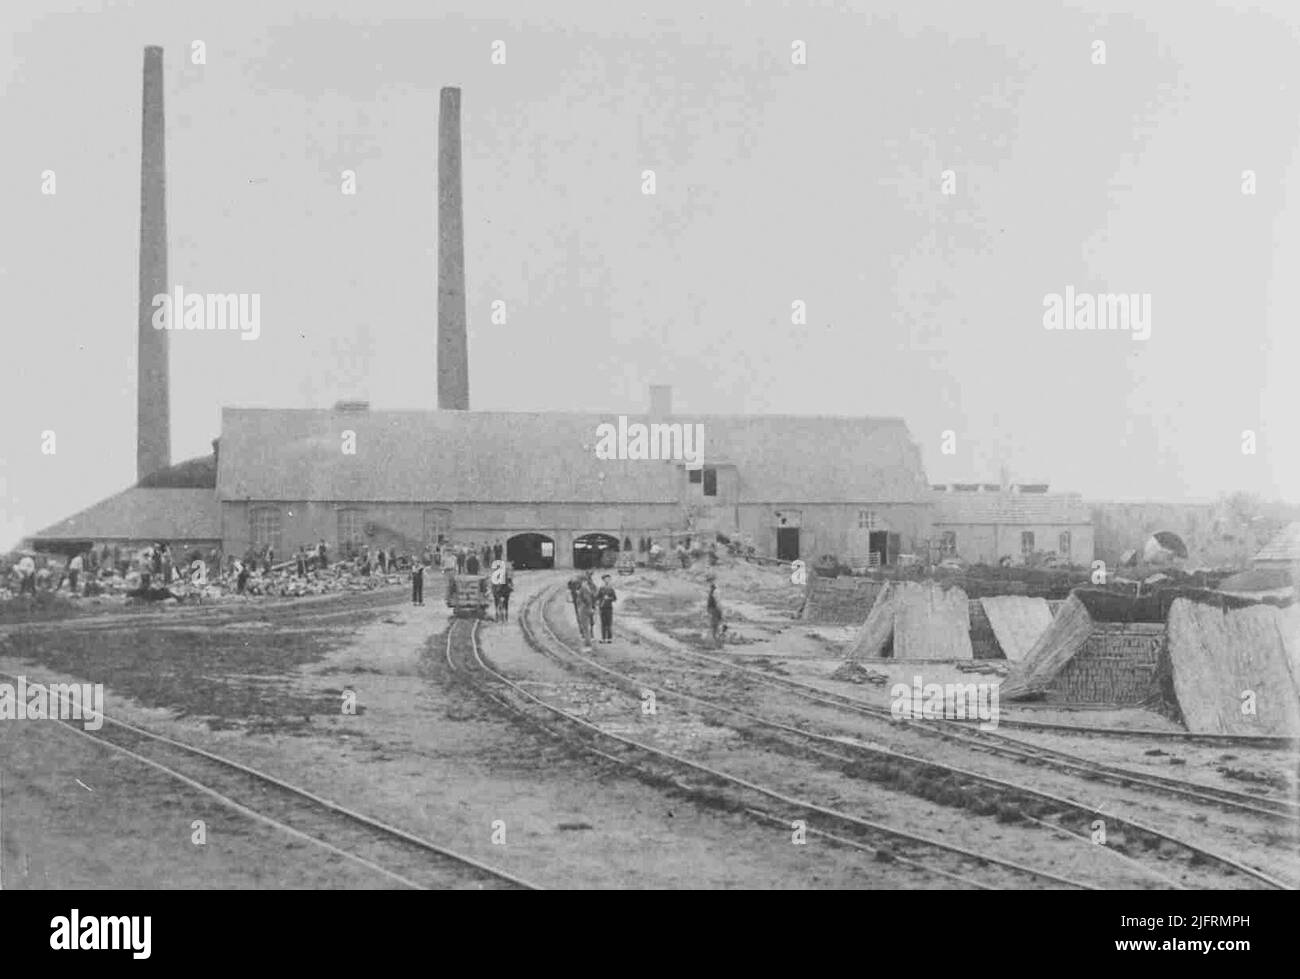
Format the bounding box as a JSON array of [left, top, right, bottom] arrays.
[[411, 558, 425, 606], [596, 574, 617, 643], [707, 579, 724, 647], [17, 555, 36, 597], [574, 569, 598, 649]]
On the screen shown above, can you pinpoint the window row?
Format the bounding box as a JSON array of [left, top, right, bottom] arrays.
[[248, 507, 454, 556]]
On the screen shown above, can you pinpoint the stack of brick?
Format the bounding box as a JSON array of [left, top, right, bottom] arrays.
[[1045, 623, 1164, 705], [801, 576, 886, 624], [967, 600, 1003, 659]]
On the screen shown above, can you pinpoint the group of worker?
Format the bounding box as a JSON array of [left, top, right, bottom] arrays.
[[566, 567, 725, 650], [567, 568, 619, 649]]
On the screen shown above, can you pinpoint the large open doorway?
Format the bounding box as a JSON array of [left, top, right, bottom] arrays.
[[573, 533, 619, 570], [776, 527, 800, 561], [507, 533, 555, 570], [868, 530, 888, 567]]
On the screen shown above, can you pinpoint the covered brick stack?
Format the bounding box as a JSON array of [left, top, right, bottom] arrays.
[[801, 576, 885, 623], [1045, 622, 1165, 705]]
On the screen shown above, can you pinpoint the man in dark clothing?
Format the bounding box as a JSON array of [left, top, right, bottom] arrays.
[[596, 575, 617, 643], [411, 560, 424, 606], [465, 551, 480, 575], [570, 569, 597, 648], [707, 581, 724, 647], [296, 546, 307, 578], [317, 540, 329, 568]]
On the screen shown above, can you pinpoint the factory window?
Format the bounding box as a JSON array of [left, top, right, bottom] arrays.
[[423, 508, 451, 545], [858, 509, 879, 530], [1021, 531, 1035, 555], [688, 469, 703, 484], [338, 509, 366, 558], [249, 507, 282, 555], [703, 467, 717, 497], [940, 531, 957, 557], [1058, 530, 1071, 560]]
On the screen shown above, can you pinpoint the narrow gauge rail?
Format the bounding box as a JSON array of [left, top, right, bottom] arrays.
[[613, 611, 1300, 823], [0, 668, 539, 891], [529, 584, 1289, 889], [448, 597, 1097, 890]]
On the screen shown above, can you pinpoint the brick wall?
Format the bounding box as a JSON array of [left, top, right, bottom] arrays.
[[801, 576, 885, 623], [1046, 622, 1165, 704]]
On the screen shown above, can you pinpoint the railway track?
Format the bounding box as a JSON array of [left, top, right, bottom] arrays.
[[0, 668, 539, 891], [614, 615, 1300, 824], [963, 713, 1299, 750], [450, 594, 1103, 889], [528, 584, 1290, 889]]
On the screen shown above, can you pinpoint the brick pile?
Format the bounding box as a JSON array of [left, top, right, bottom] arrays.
[[800, 576, 885, 624], [967, 600, 1003, 659], [1046, 622, 1164, 705]]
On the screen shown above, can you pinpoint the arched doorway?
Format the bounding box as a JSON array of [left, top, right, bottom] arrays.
[[573, 533, 620, 570], [507, 533, 555, 570]]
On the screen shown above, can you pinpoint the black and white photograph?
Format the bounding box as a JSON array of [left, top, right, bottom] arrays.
[[0, 0, 1297, 930]]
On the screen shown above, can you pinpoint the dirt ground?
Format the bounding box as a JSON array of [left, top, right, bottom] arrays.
[[2, 558, 1296, 889], [0, 574, 920, 888]]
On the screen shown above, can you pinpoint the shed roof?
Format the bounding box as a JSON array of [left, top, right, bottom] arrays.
[[28, 487, 222, 543], [931, 490, 1090, 526], [1254, 522, 1300, 565], [215, 408, 930, 505]]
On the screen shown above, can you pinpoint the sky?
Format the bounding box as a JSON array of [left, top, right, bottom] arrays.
[[1, 0, 1298, 549]]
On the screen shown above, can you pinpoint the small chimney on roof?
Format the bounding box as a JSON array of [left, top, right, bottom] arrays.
[[649, 384, 673, 418]]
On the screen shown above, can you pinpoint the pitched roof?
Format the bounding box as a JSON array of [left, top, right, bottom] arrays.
[[931, 490, 1090, 525], [1254, 522, 1300, 565], [137, 452, 218, 489], [215, 408, 930, 505], [28, 487, 222, 542]]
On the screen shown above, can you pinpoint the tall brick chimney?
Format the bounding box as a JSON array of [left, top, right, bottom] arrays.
[[137, 45, 171, 481], [437, 86, 469, 410]]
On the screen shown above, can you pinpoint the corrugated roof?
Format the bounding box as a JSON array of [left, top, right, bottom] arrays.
[[28, 487, 222, 542], [1253, 522, 1300, 564], [215, 408, 930, 505], [931, 491, 1090, 525]]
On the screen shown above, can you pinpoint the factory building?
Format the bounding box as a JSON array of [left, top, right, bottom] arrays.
[[27, 46, 1031, 572]]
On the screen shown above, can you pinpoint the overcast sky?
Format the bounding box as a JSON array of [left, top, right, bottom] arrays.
[[2, 0, 1298, 548]]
